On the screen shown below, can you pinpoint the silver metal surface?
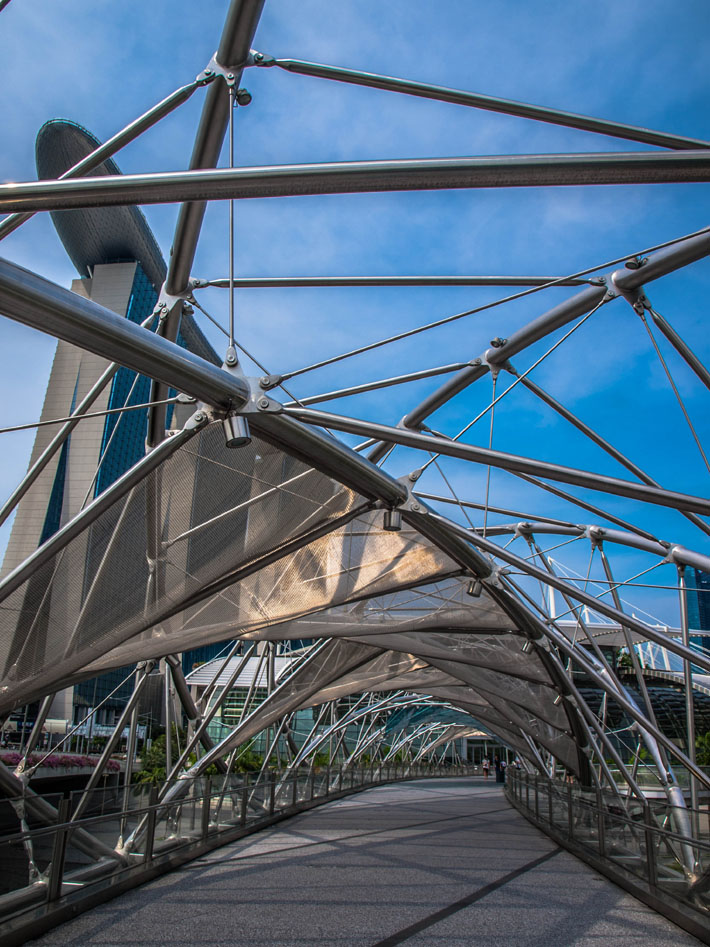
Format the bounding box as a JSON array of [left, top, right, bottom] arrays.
[[0, 257, 249, 410], [205, 274, 595, 288], [282, 405, 710, 514], [3, 152, 710, 213], [267, 57, 710, 151]]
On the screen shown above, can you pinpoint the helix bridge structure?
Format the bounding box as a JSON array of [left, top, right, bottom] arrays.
[[0, 0, 710, 940]]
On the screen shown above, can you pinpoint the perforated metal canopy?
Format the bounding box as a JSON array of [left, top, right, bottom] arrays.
[[1, 0, 710, 880]]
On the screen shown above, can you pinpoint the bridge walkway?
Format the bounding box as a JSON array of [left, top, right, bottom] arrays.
[[30, 778, 702, 946]]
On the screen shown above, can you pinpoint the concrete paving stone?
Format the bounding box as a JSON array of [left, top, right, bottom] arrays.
[[28, 778, 704, 947]]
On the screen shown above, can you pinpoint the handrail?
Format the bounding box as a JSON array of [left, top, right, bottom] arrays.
[[505, 768, 710, 942], [0, 764, 474, 946]]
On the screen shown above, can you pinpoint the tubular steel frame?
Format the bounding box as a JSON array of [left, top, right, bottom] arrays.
[[1, 0, 710, 936]]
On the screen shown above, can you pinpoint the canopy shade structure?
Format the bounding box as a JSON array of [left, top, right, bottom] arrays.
[[1, 0, 710, 893]]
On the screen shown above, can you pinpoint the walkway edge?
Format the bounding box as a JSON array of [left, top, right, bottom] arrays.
[[0, 774, 445, 947], [506, 789, 710, 945]]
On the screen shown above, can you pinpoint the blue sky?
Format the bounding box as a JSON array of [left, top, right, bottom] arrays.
[[1, 0, 710, 626]]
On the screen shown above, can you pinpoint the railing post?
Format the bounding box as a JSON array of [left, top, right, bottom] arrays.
[[144, 785, 158, 864], [46, 797, 71, 903], [596, 788, 606, 857], [269, 775, 276, 815], [567, 782, 574, 840], [338, 768, 343, 792], [310, 771, 316, 800], [240, 785, 248, 826], [201, 777, 212, 839], [292, 775, 298, 807], [534, 775, 539, 820], [525, 773, 530, 810], [644, 803, 658, 889], [548, 778, 553, 825]]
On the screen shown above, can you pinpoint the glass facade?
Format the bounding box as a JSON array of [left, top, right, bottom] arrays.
[[686, 568, 710, 653], [94, 266, 156, 496], [181, 641, 236, 675], [37, 263, 224, 721]]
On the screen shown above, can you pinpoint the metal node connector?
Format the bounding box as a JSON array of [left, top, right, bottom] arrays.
[[223, 414, 251, 449], [467, 579, 483, 598], [383, 509, 402, 532]]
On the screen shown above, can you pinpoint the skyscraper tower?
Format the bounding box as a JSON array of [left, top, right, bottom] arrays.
[[2, 120, 221, 733]]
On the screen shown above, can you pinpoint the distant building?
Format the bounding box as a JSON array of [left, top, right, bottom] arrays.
[[685, 568, 710, 654], [1, 120, 228, 737]]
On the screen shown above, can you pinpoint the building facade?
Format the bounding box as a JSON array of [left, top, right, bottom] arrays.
[[1, 119, 229, 740]]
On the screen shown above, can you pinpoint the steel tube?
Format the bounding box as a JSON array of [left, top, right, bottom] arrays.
[[17, 694, 54, 768], [169, 645, 258, 776], [283, 362, 473, 407], [166, 0, 265, 294], [678, 568, 700, 823], [530, 539, 695, 860], [413, 491, 581, 529], [251, 412, 407, 506], [171, 641, 380, 785], [502, 595, 643, 799], [503, 575, 677, 800], [648, 308, 710, 392], [0, 79, 202, 242], [3, 153, 710, 214], [270, 58, 710, 152], [438, 513, 710, 675], [511, 471, 658, 541], [487, 285, 609, 366], [513, 377, 710, 549], [70, 662, 154, 823], [282, 406, 710, 515], [543, 617, 710, 794], [401, 507, 492, 577], [165, 656, 228, 774], [593, 529, 710, 572], [612, 229, 710, 291], [205, 274, 593, 288], [0, 763, 122, 863], [597, 547, 691, 818], [0, 415, 203, 604], [516, 375, 651, 481], [0, 258, 249, 410], [671, 545, 710, 573], [395, 284, 606, 435]]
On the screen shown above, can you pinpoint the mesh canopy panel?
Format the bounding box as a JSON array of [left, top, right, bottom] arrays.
[[258, 576, 510, 640], [83, 516, 460, 674], [421, 686, 578, 769], [347, 629, 551, 684], [305, 650, 430, 705], [413, 657, 565, 726], [0, 424, 361, 711], [179, 639, 384, 773], [0, 424, 462, 711]]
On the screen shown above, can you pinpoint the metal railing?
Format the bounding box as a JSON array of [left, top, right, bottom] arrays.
[[0, 762, 474, 945], [506, 768, 710, 942]]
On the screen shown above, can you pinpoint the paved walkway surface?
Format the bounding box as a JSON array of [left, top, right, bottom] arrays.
[[31, 778, 703, 946]]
